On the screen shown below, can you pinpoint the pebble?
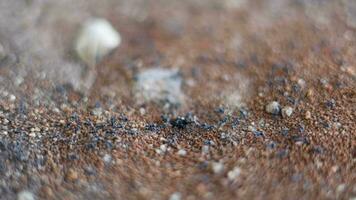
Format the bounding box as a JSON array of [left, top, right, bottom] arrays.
[[65, 168, 79, 182], [177, 149, 187, 156], [336, 184, 346, 193], [306, 89, 314, 101], [9, 94, 16, 102], [103, 154, 112, 164], [169, 192, 182, 200], [75, 18, 121, 66], [211, 162, 224, 174], [305, 111, 311, 120], [227, 167, 241, 181], [297, 79, 306, 88], [17, 190, 35, 200], [160, 144, 167, 152], [40, 186, 53, 198], [139, 107, 146, 115], [265, 101, 280, 115], [134, 68, 184, 105], [281, 106, 293, 118]]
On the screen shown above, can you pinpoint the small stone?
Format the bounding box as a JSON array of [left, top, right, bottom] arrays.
[[65, 168, 79, 182], [14, 76, 24, 86], [53, 107, 60, 113], [211, 162, 224, 174], [305, 111, 311, 119], [17, 190, 35, 200], [297, 79, 306, 88], [92, 107, 103, 116], [281, 106, 293, 118], [306, 89, 314, 100], [40, 186, 53, 198], [9, 94, 16, 102], [169, 192, 182, 200], [160, 144, 167, 152], [103, 154, 112, 164], [139, 107, 146, 115], [265, 101, 280, 115], [336, 184, 346, 193], [227, 167, 241, 181], [177, 149, 187, 156], [331, 165, 339, 173], [75, 18, 121, 66]]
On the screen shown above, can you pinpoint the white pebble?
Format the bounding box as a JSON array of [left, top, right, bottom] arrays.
[[169, 192, 182, 200], [211, 162, 224, 174], [281, 106, 293, 118], [177, 149, 187, 156], [160, 144, 167, 152], [265, 101, 280, 115], [336, 184, 346, 193], [9, 94, 16, 102], [297, 79, 306, 88], [75, 18, 121, 66], [103, 154, 112, 163], [227, 167, 241, 181], [17, 190, 35, 200], [139, 107, 146, 115]]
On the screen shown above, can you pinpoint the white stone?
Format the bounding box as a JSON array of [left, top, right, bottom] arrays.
[[265, 101, 280, 114], [212, 162, 224, 174], [103, 154, 112, 163], [160, 144, 167, 152], [227, 167, 241, 181], [336, 184, 346, 193], [75, 18, 121, 66], [282, 106, 293, 118], [297, 79, 306, 88], [169, 192, 182, 200], [177, 149, 187, 156], [17, 190, 35, 200], [9, 94, 16, 102]]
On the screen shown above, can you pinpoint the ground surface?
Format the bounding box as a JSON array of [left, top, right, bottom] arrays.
[[0, 0, 355, 200]]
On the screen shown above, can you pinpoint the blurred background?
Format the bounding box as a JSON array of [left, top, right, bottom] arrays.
[[0, 0, 355, 109]]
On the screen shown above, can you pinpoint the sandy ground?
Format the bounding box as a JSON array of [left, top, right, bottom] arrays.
[[0, 0, 355, 199]]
